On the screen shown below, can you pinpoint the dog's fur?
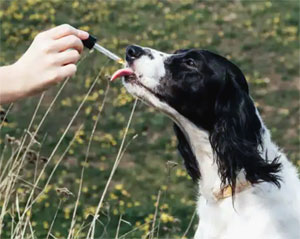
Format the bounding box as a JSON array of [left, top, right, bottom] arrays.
[[122, 45, 300, 239]]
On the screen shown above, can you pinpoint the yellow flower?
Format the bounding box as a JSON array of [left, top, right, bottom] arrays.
[[110, 193, 117, 200], [83, 206, 96, 218], [17, 188, 25, 194], [284, 26, 298, 35], [87, 92, 99, 101], [113, 208, 118, 215], [43, 221, 49, 229], [13, 13, 23, 20], [92, 115, 98, 121], [98, 89, 104, 95], [36, 193, 48, 203], [265, 1, 272, 7], [115, 184, 123, 190], [218, 31, 224, 37], [72, 1, 79, 8], [76, 137, 84, 144], [135, 221, 141, 226], [160, 213, 174, 223], [75, 178, 81, 184], [85, 106, 92, 115], [121, 189, 130, 197], [81, 162, 89, 168], [64, 207, 71, 219], [145, 214, 153, 223], [141, 223, 150, 232], [45, 185, 52, 193], [26, 210, 32, 217], [160, 203, 169, 210], [273, 16, 280, 24], [61, 97, 72, 107]]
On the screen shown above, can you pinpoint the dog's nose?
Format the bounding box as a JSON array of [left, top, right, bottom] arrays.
[[126, 45, 145, 63]]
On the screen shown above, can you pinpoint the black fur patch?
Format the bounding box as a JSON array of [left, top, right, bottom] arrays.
[[158, 49, 282, 191], [209, 71, 281, 191]]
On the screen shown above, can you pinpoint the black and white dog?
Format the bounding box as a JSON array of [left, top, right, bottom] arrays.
[[111, 45, 300, 239]]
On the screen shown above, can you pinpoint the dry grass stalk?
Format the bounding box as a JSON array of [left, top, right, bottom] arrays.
[[86, 98, 138, 239], [67, 81, 110, 239]]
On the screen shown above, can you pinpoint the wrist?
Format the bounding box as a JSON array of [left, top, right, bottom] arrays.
[[12, 60, 31, 99], [10, 62, 26, 99], [0, 64, 23, 103]]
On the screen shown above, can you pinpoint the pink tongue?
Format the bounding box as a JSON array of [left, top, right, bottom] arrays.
[[110, 68, 134, 81]]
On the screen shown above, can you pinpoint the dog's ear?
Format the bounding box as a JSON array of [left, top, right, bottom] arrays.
[[209, 71, 281, 193], [173, 123, 201, 182]]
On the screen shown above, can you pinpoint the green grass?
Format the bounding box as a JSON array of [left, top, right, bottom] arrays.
[[0, 0, 299, 238]]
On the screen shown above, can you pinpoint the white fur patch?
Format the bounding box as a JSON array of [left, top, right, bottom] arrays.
[[130, 47, 170, 89]]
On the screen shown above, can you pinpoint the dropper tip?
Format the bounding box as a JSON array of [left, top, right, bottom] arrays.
[[117, 59, 125, 64]]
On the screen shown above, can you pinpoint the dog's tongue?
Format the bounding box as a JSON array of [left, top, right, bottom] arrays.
[[110, 68, 134, 81]]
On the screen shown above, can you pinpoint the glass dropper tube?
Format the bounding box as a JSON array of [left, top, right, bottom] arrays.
[[93, 43, 124, 64], [82, 34, 124, 64]]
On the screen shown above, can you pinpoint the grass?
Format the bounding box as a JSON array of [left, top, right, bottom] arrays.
[[0, 0, 299, 238]]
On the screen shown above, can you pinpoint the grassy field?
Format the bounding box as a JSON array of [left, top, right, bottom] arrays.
[[0, 0, 299, 238]]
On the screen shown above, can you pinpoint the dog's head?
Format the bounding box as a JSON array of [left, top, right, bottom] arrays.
[[113, 45, 250, 130], [112, 45, 281, 189]]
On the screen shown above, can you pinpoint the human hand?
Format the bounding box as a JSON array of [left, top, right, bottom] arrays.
[[14, 24, 89, 97]]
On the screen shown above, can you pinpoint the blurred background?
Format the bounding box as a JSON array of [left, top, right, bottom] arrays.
[[0, 0, 299, 238]]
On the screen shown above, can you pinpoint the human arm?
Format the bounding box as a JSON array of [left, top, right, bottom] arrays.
[[0, 24, 89, 104]]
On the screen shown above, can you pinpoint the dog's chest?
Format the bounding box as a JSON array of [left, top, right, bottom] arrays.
[[195, 196, 263, 239], [194, 186, 300, 239]]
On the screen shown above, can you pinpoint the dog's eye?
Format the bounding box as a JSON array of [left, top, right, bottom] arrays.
[[184, 58, 196, 67]]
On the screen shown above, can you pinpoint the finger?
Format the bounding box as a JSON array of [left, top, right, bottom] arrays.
[[57, 50, 80, 65], [54, 35, 84, 53], [77, 29, 89, 40], [59, 64, 77, 80], [46, 24, 77, 39], [46, 24, 89, 40]]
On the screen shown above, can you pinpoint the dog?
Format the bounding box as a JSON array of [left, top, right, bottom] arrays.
[[111, 45, 300, 239]]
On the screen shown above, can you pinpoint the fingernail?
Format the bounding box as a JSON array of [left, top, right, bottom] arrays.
[[78, 30, 89, 39]]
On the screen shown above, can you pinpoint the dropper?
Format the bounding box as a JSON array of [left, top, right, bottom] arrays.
[[82, 35, 124, 64]]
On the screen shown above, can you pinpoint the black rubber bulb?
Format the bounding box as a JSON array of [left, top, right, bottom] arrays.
[[82, 34, 97, 49]]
